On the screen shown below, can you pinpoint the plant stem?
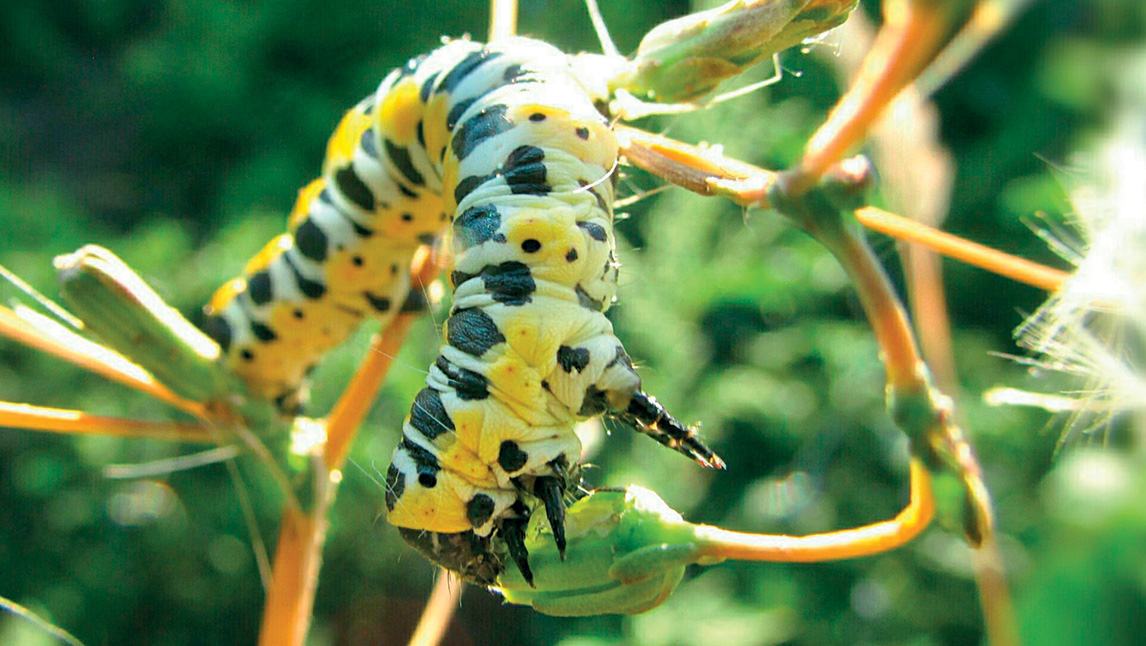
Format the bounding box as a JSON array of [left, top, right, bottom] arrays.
[[407, 571, 463, 646], [258, 504, 329, 646], [623, 126, 998, 547], [857, 207, 1068, 291], [0, 401, 214, 443], [0, 306, 207, 417], [616, 126, 1067, 292], [695, 459, 934, 561], [792, 0, 975, 193], [256, 249, 438, 646], [807, 201, 924, 387]]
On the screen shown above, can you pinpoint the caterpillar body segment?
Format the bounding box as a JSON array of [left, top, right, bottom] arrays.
[[378, 38, 723, 585]]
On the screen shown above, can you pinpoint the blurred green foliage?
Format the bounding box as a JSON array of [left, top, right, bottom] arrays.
[[1, 0, 1143, 645]]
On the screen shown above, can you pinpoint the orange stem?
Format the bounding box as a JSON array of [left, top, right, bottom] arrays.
[[0, 306, 208, 418], [858, 206, 1068, 291], [697, 459, 934, 561], [616, 129, 1068, 292], [904, 248, 959, 391], [324, 312, 419, 470], [324, 247, 439, 471], [821, 211, 924, 388], [406, 571, 463, 646], [973, 537, 1021, 646], [616, 125, 774, 198], [794, 0, 964, 193], [258, 248, 439, 646], [257, 506, 326, 646], [0, 401, 214, 443]]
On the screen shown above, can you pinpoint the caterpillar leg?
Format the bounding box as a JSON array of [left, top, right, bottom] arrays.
[[617, 392, 725, 469], [501, 514, 535, 588], [500, 473, 582, 586], [531, 474, 568, 559]]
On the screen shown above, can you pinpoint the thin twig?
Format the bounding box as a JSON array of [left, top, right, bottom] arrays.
[[0, 306, 208, 418], [857, 207, 1068, 291], [616, 126, 1068, 292], [488, 0, 517, 42], [0, 401, 214, 443], [407, 571, 463, 646]]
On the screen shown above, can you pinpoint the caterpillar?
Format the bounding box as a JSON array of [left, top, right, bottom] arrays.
[[374, 38, 724, 586], [199, 35, 724, 585]]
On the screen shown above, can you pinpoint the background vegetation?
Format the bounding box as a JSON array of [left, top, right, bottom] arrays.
[[1, 0, 1143, 644]]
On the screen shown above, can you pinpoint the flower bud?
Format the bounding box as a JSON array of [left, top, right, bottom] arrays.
[[496, 486, 702, 616], [613, 0, 858, 104], [55, 245, 228, 402]]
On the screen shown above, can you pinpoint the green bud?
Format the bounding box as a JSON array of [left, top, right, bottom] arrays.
[[496, 486, 706, 616], [55, 245, 229, 403], [612, 0, 858, 104]]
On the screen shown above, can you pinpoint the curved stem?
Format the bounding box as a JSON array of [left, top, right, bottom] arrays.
[[792, 0, 973, 194], [621, 124, 998, 546], [795, 181, 995, 545], [696, 459, 933, 562], [842, 13, 1020, 634], [815, 209, 923, 387]]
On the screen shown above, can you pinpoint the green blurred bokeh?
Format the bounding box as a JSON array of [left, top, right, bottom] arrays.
[[1, 0, 1143, 645]]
